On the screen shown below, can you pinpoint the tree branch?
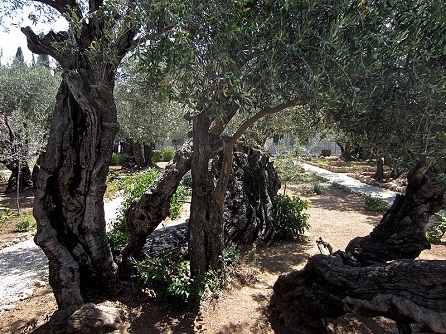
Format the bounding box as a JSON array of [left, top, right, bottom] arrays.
[[228, 99, 303, 146], [32, 0, 83, 18]]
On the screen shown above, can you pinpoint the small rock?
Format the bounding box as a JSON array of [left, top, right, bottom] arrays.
[[1, 303, 17, 312], [19, 288, 34, 300], [34, 280, 46, 288]]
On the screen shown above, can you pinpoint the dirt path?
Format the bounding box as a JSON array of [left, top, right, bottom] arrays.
[[0, 187, 445, 333]]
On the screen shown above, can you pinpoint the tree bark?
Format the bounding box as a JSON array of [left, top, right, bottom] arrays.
[[133, 141, 146, 168], [346, 163, 444, 265], [271, 163, 446, 333], [189, 113, 234, 277], [373, 157, 385, 182], [336, 141, 352, 162], [21, 3, 137, 325], [223, 145, 280, 245], [33, 77, 120, 310], [271, 255, 446, 333], [144, 143, 155, 167]]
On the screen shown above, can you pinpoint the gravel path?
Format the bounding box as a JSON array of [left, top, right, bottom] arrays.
[[0, 195, 124, 311]]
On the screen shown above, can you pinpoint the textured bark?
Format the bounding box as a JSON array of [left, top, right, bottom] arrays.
[[223, 145, 280, 246], [133, 141, 146, 168], [33, 78, 119, 310], [271, 164, 446, 333], [189, 113, 231, 277], [4, 160, 33, 193], [373, 157, 385, 182], [272, 255, 446, 333], [21, 1, 137, 328], [346, 163, 445, 265]]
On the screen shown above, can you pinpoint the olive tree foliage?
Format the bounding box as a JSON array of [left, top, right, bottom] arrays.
[[114, 59, 189, 166], [124, 0, 349, 278], [0, 50, 59, 192], [326, 0, 446, 173]]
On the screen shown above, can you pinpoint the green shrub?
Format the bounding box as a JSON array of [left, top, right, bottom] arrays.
[[152, 150, 162, 162], [170, 185, 188, 218], [0, 205, 14, 228], [362, 194, 389, 212], [438, 173, 446, 185], [15, 211, 36, 232], [427, 212, 446, 244], [136, 257, 217, 305], [110, 153, 130, 166], [180, 171, 192, 189], [274, 195, 310, 240], [162, 146, 176, 162]]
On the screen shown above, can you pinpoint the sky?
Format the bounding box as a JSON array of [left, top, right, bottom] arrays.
[[0, 12, 67, 64]]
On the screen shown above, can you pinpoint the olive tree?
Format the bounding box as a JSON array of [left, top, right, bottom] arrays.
[[123, 0, 347, 278], [0, 51, 59, 193], [0, 0, 156, 330]]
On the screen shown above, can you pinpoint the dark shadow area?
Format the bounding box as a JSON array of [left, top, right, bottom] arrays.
[[120, 294, 198, 334], [255, 238, 313, 274]]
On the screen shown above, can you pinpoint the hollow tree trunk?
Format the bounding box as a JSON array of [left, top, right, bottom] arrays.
[[271, 163, 446, 333], [223, 145, 280, 245]]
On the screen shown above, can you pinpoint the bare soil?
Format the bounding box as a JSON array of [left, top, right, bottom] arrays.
[[0, 183, 445, 333]]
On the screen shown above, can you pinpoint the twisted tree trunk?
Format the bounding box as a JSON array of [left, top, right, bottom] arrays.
[[271, 163, 446, 333], [21, 1, 137, 330]]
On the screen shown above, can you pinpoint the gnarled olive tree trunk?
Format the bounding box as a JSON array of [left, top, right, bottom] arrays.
[[271, 163, 446, 333], [33, 77, 119, 310], [22, 3, 136, 328]]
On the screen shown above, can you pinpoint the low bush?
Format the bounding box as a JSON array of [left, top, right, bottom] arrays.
[[0, 205, 14, 229], [274, 194, 310, 240], [110, 153, 130, 166], [136, 247, 240, 305], [320, 149, 331, 157], [15, 211, 36, 232], [362, 194, 389, 212], [162, 146, 176, 162]]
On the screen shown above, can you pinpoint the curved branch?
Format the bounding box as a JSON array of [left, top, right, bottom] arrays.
[[33, 0, 83, 18], [228, 99, 303, 146]]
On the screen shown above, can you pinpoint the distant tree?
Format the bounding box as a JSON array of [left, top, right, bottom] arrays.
[[115, 62, 189, 167], [0, 51, 59, 193]]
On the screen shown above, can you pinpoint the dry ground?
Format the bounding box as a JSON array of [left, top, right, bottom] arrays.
[[0, 183, 445, 333]]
